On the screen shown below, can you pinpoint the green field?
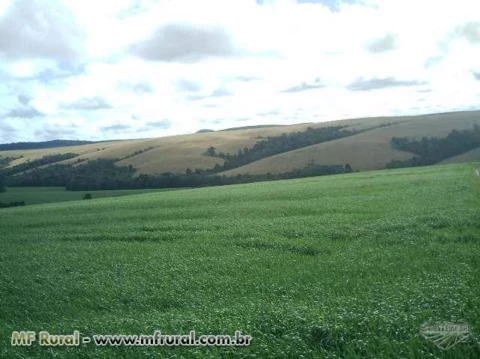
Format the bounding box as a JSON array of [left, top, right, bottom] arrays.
[[1, 163, 479, 358], [0, 187, 172, 205]]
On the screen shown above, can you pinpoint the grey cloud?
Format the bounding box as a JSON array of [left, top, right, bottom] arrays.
[[257, 110, 280, 117], [0, 122, 16, 130], [282, 78, 324, 93], [118, 81, 153, 94], [188, 87, 232, 101], [101, 124, 131, 132], [347, 77, 424, 91], [6, 106, 44, 119], [62, 97, 112, 111], [1, 63, 84, 83], [132, 83, 153, 94], [18, 94, 31, 106], [0, 123, 17, 142], [210, 88, 232, 97], [199, 118, 223, 125], [136, 119, 172, 132], [367, 33, 398, 53], [176, 79, 202, 92], [0, 0, 83, 60], [36, 63, 86, 83], [131, 23, 235, 62], [34, 127, 77, 140], [144, 119, 171, 129], [455, 22, 480, 44], [473, 72, 480, 81]]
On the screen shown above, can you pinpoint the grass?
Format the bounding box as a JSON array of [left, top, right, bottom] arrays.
[[0, 187, 172, 205], [0, 163, 479, 358]]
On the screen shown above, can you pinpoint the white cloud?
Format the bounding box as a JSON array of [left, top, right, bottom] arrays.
[[0, 0, 479, 142], [0, 0, 84, 61]]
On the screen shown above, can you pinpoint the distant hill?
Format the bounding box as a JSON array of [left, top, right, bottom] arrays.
[[0, 110, 479, 177], [221, 111, 480, 175], [220, 124, 285, 132], [0, 140, 97, 151]]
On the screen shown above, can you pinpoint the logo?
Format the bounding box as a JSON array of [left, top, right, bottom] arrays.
[[420, 321, 471, 350]]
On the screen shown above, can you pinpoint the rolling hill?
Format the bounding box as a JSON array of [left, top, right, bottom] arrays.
[[1, 110, 479, 177]]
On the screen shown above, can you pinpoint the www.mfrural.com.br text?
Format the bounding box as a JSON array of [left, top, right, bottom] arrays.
[[11, 330, 252, 347]]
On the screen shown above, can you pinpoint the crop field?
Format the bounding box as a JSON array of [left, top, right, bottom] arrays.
[[1, 163, 479, 358], [0, 187, 173, 205]]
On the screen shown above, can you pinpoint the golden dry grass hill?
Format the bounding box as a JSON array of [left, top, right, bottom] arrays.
[[1, 110, 480, 176]]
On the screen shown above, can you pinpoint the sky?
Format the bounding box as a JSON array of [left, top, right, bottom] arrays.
[[0, 0, 479, 142]]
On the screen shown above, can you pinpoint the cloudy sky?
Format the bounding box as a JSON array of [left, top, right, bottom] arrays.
[[0, 0, 479, 142]]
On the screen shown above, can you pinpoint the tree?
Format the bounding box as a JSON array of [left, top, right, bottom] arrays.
[[83, 193, 92, 200], [206, 146, 216, 156], [0, 173, 5, 193]]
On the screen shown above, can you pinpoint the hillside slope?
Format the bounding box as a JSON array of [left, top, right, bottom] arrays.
[[439, 147, 480, 164], [222, 111, 480, 175], [1, 110, 479, 176], [0, 122, 349, 174]]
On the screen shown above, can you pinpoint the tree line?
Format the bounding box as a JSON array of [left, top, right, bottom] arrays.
[[0, 124, 367, 191], [386, 125, 480, 168], [4, 157, 353, 191], [1, 153, 78, 177], [5, 159, 136, 189], [0, 156, 19, 168], [1, 125, 361, 192], [0, 140, 95, 151], [128, 163, 352, 190], [0, 173, 5, 193], [205, 125, 356, 172], [0, 201, 25, 208]]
